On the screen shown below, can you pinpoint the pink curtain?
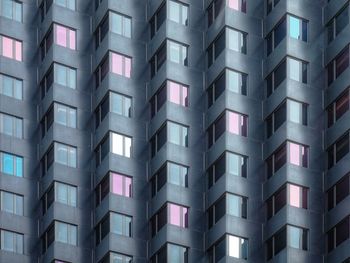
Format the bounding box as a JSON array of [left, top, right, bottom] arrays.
[[228, 0, 239, 10], [169, 81, 181, 104], [69, 29, 76, 50], [15, 41, 22, 61], [112, 173, 123, 195], [289, 184, 301, 207], [169, 204, 181, 226], [56, 25, 67, 47], [124, 57, 131, 78], [289, 142, 300, 166], [228, 112, 240, 134], [2, 37, 13, 59], [112, 53, 123, 75], [124, 177, 132, 197]]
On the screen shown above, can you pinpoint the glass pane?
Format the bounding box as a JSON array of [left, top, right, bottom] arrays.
[[274, 17, 287, 47], [289, 184, 301, 207], [227, 194, 241, 217], [289, 58, 301, 81], [289, 142, 301, 166], [56, 104, 67, 125], [336, 47, 349, 78], [2, 192, 14, 213], [169, 1, 180, 24], [3, 153, 14, 175], [111, 93, 123, 115], [169, 41, 181, 63], [169, 203, 181, 226], [57, 183, 68, 204], [56, 144, 68, 165], [289, 16, 301, 39], [111, 13, 123, 35], [228, 235, 240, 258], [111, 133, 123, 155], [56, 222, 68, 243], [289, 100, 302, 124], [289, 226, 303, 249], [336, 7, 349, 35]]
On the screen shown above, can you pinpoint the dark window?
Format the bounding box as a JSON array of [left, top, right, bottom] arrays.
[[328, 45, 350, 86]]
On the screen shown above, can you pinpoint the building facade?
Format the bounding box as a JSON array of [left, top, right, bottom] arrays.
[[0, 0, 349, 262]]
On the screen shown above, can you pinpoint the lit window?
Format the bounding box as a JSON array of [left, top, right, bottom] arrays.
[[1, 0, 22, 22], [0, 112, 22, 138], [266, 141, 308, 178], [289, 16, 307, 41], [227, 0, 246, 12], [111, 172, 132, 197], [111, 52, 131, 78], [0, 190, 23, 215], [55, 24, 76, 50], [0, 229, 23, 254], [1, 35, 22, 61], [0, 152, 23, 177], [111, 132, 132, 158], [209, 234, 248, 262], [228, 111, 248, 136], [0, 73, 22, 100]]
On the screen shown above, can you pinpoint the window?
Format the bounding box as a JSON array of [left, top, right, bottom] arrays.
[[328, 132, 350, 169], [266, 141, 308, 178], [0, 229, 23, 254], [99, 252, 132, 263], [266, 99, 307, 138], [327, 4, 349, 43], [150, 40, 188, 78], [151, 243, 188, 263], [328, 45, 350, 86], [0, 0, 22, 22], [207, 0, 225, 27], [95, 12, 131, 48], [327, 173, 349, 211], [95, 92, 132, 128], [266, 225, 307, 260], [227, 0, 246, 12], [41, 103, 76, 136], [41, 143, 77, 176], [208, 193, 247, 228], [150, 80, 189, 117], [95, 52, 131, 87], [95, 132, 132, 166], [150, 2, 166, 38], [266, 57, 307, 97], [42, 182, 77, 214], [169, 0, 188, 26], [42, 221, 77, 252], [208, 152, 247, 188], [111, 172, 132, 197], [40, 63, 76, 98], [328, 216, 349, 253], [0, 35, 22, 61], [208, 27, 247, 67], [267, 183, 307, 219], [151, 121, 188, 157], [207, 69, 247, 108], [95, 176, 109, 206], [54, 0, 75, 10], [151, 162, 188, 197], [266, 15, 307, 56], [151, 203, 188, 236], [0, 73, 22, 100], [266, 0, 280, 14], [208, 234, 248, 262], [96, 212, 132, 244], [0, 112, 22, 138], [327, 88, 350, 127], [207, 111, 248, 148], [0, 152, 23, 177], [54, 24, 76, 50], [0, 190, 23, 215]]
